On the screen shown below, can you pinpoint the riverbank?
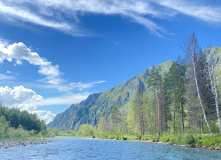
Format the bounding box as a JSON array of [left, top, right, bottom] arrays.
[[131, 138, 221, 150], [77, 134, 221, 151], [0, 138, 56, 149]]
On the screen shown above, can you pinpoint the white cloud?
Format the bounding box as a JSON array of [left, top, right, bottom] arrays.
[[15, 60, 23, 65], [154, 0, 221, 23], [0, 40, 106, 91], [0, 74, 15, 80], [69, 80, 106, 90], [33, 93, 89, 106], [45, 80, 106, 92], [0, 85, 89, 124], [5, 70, 18, 76], [0, 41, 62, 85], [0, 86, 43, 109], [0, 1, 85, 36], [31, 110, 56, 125], [0, 0, 221, 37]]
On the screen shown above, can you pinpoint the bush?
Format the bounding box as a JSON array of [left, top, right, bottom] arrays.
[[98, 132, 108, 139], [78, 124, 94, 137], [7, 128, 30, 140], [147, 136, 159, 142], [185, 135, 195, 145], [160, 136, 170, 143]]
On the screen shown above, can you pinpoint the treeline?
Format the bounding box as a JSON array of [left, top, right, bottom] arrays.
[[78, 33, 221, 138], [0, 104, 57, 140], [0, 105, 46, 133]]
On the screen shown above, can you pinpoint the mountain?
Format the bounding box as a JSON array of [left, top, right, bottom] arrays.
[[48, 47, 221, 130]]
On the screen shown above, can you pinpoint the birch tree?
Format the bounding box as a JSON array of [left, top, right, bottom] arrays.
[[184, 33, 211, 132], [207, 48, 221, 132]]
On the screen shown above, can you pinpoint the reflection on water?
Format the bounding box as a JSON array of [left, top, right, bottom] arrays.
[[1, 137, 221, 160]]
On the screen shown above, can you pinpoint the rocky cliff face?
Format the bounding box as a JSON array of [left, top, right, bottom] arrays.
[[48, 47, 221, 130]]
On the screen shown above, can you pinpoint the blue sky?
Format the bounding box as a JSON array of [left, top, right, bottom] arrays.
[[0, 0, 221, 124]]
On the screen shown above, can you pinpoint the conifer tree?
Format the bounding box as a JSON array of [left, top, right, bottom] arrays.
[[147, 66, 162, 135]]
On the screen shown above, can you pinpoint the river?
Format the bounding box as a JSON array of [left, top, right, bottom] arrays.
[[1, 137, 221, 160]]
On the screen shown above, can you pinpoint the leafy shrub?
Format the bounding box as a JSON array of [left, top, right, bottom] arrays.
[[160, 136, 170, 143], [146, 136, 159, 142], [185, 135, 195, 145], [7, 128, 30, 140], [78, 124, 94, 136]]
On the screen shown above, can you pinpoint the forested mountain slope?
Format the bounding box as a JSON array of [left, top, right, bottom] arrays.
[[48, 47, 221, 130]]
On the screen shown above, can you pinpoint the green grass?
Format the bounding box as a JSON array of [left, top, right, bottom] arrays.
[[78, 133, 221, 149], [157, 134, 221, 148]]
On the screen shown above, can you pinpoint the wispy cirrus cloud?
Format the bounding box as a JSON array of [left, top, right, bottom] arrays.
[[33, 92, 89, 106], [43, 81, 106, 93], [154, 0, 221, 23], [2, 0, 220, 37], [1, 0, 221, 37], [0, 1, 86, 36]]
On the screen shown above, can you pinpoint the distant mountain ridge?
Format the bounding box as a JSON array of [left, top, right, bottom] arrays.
[[48, 47, 221, 130]]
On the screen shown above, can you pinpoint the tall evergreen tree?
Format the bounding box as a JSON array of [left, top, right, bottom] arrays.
[[111, 104, 120, 134], [147, 66, 162, 135]]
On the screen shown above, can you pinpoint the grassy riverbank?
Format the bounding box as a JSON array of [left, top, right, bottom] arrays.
[[52, 124, 221, 150], [76, 133, 221, 150]]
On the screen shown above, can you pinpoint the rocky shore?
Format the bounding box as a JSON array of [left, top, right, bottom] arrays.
[[0, 139, 56, 149]]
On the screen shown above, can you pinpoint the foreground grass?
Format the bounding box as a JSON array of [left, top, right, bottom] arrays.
[[0, 128, 56, 142]]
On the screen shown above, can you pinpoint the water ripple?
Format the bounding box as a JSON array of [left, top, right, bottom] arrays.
[[1, 137, 221, 160]]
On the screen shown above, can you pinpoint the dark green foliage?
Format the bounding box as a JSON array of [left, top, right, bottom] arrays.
[[147, 66, 162, 135], [165, 58, 186, 133], [111, 104, 120, 134], [197, 52, 216, 121], [185, 135, 195, 145], [0, 105, 46, 133], [147, 66, 161, 88]]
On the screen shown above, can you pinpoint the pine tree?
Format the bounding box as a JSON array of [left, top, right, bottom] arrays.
[[147, 66, 162, 135], [111, 104, 120, 134]]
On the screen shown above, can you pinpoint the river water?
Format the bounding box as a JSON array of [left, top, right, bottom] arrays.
[[1, 137, 221, 160]]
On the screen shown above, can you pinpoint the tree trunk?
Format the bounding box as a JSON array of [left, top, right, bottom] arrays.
[[173, 89, 176, 132], [156, 87, 160, 136], [180, 101, 184, 132], [192, 50, 211, 132], [211, 66, 221, 132], [179, 73, 184, 133]]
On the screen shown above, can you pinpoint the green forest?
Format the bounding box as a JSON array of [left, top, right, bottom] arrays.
[[0, 104, 55, 141], [76, 33, 221, 148]]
